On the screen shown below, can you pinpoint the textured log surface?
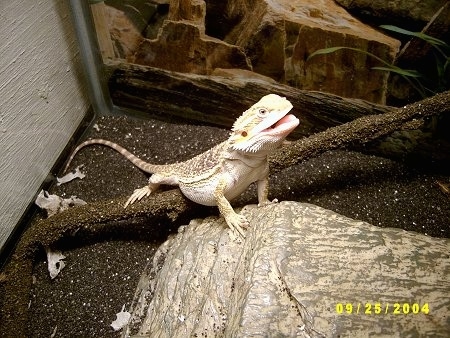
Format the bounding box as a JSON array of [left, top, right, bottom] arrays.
[[107, 61, 394, 138]]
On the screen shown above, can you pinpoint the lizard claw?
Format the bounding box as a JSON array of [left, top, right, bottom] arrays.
[[124, 186, 151, 208], [225, 213, 249, 238], [258, 198, 278, 207]]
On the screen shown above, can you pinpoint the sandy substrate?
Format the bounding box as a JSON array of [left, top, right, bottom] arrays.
[[22, 115, 450, 337]]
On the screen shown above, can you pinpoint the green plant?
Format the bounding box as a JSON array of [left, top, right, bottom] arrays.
[[307, 25, 450, 99]]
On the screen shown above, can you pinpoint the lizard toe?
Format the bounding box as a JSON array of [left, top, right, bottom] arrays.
[[124, 186, 152, 208], [225, 213, 249, 238], [258, 198, 278, 207]]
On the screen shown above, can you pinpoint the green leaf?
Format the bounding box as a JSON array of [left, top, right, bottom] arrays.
[[371, 66, 422, 78], [307, 38, 446, 98], [380, 25, 448, 47], [307, 47, 348, 60], [308, 46, 392, 68]]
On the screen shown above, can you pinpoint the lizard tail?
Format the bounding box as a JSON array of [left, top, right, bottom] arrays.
[[63, 139, 159, 174]]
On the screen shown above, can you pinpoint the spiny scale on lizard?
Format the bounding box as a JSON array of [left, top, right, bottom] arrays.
[[64, 94, 299, 237]]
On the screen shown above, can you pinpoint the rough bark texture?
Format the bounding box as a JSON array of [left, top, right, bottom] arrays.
[[124, 201, 450, 337], [269, 90, 450, 173], [107, 61, 394, 138], [0, 190, 203, 337]]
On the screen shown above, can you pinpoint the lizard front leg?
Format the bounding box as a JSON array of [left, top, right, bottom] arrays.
[[257, 177, 278, 207], [214, 177, 249, 237]]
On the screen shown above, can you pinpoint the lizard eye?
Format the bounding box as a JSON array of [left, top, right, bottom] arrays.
[[258, 108, 268, 116], [241, 131, 248, 137]]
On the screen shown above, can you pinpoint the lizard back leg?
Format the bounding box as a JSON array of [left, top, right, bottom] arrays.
[[124, 173, 177, 208]]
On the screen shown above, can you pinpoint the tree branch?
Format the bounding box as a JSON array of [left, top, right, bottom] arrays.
[[270, 90, 450, 172]]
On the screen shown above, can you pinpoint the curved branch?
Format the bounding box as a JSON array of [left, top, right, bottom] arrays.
[[270, 90, 450, 172]]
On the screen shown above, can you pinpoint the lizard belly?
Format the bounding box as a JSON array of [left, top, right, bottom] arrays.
[[178, 162, 267, 206], [179, 180, 221, 206]]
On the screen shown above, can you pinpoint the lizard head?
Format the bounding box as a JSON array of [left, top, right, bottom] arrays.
[[229, 94, 299, 153]]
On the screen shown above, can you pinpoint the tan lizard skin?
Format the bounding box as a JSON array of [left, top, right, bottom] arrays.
[[64, 94, 299, 237]]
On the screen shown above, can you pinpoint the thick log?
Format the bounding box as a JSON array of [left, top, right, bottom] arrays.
[[106, 61, 393, 138], [269, 89, 450, 173]]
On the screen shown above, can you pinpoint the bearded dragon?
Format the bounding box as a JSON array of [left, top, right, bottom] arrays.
[[64, 94, 299, 237]]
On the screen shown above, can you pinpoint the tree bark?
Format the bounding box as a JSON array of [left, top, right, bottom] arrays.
[[269, 90, 450, 173], [106, 61, 393, 138]]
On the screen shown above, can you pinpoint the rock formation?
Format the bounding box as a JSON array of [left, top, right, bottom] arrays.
[[132, 20, 252, 74], [204, 0, 400, 103], [99, 0, 401, 104], [123, 201, 450, 337]]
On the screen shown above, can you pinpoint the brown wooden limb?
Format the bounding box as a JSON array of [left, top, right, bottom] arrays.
[[0, 190, 202, 336], [397, 2, 450, 65], [106, 61, 393, 138], [269, 90, 450, 173]]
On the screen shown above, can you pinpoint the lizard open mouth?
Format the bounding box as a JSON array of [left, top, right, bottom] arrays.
[[265, 114, 299, 133]]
